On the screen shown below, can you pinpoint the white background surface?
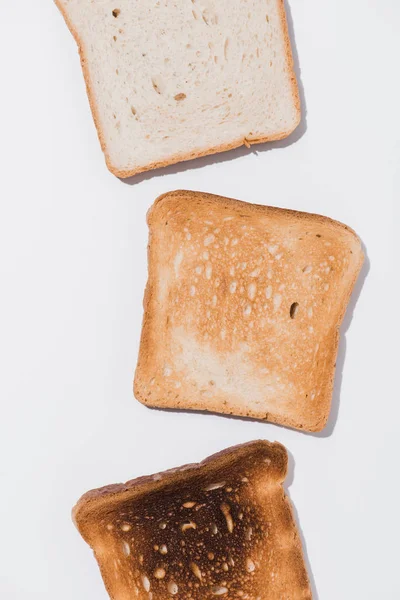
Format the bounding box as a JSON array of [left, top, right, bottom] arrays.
[[0, 1, 399, 598]]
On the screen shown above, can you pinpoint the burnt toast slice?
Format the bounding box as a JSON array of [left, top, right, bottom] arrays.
[[73, 441, 311, 599], [134, 190, 364, 431]]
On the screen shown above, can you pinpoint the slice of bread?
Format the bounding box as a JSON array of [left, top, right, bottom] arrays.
[[55, 0, 300, 177], [134, 191, 364, 432], [73, 441, 311, 599]]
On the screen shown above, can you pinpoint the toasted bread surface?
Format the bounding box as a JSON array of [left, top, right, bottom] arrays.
[[134, 191, 364, 431], [55, 0, 300, 177], [73, 441, 311, 599]]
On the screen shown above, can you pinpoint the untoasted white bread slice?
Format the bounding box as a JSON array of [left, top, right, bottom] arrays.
[[134, 191, 364, 432], [73, 441, 312, 599], [55, 0, 300, 177]]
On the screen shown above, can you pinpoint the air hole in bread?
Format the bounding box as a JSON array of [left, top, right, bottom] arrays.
[[152, 79, 162, 94], [290, 302, 299, 319], [316, 234, 322, 238], [112, 9, 120, 18], [224, 38, 230, 60]]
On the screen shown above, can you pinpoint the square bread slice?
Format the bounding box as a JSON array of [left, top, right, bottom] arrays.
[[55, 0, 300, 177], [73, 441, 312, 599], [134, 191, 364, 432]]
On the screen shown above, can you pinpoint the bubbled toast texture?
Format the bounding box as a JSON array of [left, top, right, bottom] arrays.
[[134, 191, 364, 431], [73, 441, 312, 599]]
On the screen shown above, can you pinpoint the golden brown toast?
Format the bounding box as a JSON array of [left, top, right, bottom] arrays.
[[73, 441, 311, 599], [134, 191, 364, 432]]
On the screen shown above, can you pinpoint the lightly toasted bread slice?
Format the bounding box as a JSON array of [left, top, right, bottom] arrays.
[[55, 0, 300, 177], [134, 191, 364, 432], [73, 441, 312, 599]]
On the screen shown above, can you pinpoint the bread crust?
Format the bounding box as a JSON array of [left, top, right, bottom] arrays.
[[73, 440, 312, 600], [135, 191, 364, 432], [73, 440, 286, 525], [55, 0, 301, 177]]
